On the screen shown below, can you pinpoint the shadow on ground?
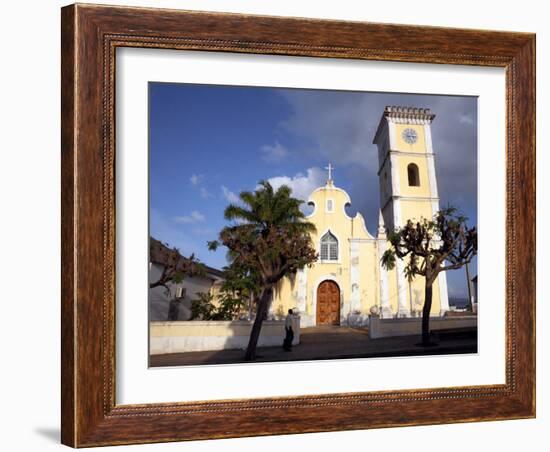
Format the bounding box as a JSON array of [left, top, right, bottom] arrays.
[[34, 427, 60, 443]]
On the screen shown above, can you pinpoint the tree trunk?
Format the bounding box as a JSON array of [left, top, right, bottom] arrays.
[[244, 287, 271, 361], [248, 292, 253, 321], [421, 282, 434, 346]]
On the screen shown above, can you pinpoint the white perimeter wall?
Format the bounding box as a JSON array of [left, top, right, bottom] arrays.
[[150, 318, 301, 354], [368, 316, 477, 339]]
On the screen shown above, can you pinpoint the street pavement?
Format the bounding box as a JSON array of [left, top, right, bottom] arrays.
[[149, 325, 477, 367]]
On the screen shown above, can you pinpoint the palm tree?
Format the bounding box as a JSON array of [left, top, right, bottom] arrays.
[[209, 181, 317, 360], [223, 180, 316, 236]]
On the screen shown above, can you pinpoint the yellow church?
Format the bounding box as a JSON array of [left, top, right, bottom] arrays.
[[271, 106, 450, 327]]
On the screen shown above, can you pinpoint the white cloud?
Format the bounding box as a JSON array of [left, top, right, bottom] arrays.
[[174, 210, 206, 224], [190, 174, 212, 198], [190, 174, 203, 186], [266, 167, 325, 202], [458, 113, 474, 125], [199, 187, 212, 199], [150, 209, 200, 257], [221, 185, 240, 204], [261, 141, 289, 163]]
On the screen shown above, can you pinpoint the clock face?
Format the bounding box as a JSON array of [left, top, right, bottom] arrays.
[[402, 128, 418, 144]]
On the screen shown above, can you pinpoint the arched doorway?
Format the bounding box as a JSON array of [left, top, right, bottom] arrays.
[[316, 280, 340, 325]]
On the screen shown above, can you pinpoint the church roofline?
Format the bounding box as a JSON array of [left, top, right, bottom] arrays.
[[306, 184, 351, 220], [306, 183, 375, 239], [306, 183, 352, 209], [373, 106, 436, 144]]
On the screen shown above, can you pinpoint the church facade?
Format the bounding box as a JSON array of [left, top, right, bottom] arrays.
[[271, 106, 450, 327]]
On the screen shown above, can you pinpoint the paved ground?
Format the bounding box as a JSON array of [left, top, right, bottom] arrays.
[[150, 325, 477, 367]]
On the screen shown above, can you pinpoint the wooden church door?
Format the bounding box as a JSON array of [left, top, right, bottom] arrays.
[[316, 280, 340, 325]]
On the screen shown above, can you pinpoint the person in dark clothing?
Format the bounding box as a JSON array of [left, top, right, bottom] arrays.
[[283, 309, 294, 351]]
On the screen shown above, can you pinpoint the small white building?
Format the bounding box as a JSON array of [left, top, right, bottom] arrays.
[[149, 238, 224, 321]]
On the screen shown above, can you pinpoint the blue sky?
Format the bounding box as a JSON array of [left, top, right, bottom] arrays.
[[149, 83, 477, 299]]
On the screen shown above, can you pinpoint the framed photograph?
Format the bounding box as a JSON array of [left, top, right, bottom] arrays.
[[61, 3, 535, 447]]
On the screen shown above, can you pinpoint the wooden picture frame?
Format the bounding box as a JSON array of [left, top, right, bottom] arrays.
[[61, 3, 535, 447]]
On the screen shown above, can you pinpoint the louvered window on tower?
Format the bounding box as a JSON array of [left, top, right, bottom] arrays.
[[320, 231, 338, 261]]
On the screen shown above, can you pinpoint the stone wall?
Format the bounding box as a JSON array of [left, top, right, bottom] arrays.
[[150, 317, 300, 355], [368, 315, 477, 339]]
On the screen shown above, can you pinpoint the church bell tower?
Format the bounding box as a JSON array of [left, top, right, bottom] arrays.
[[373, 106, 449, 316]]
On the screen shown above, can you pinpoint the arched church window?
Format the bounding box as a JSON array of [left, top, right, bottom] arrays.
[[320, 231, 338, 261], [407, 163, 420, 187]]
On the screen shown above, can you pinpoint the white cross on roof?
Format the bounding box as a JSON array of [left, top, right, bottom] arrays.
[[325, 163, 334, 181]]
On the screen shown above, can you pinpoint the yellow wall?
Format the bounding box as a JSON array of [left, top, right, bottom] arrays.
[[386, 265, 400, 313], [400, 199, 434, 224], [396, 154, 431, 198], [357, 243, 379, 313], [403, 273, 442, 315]]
